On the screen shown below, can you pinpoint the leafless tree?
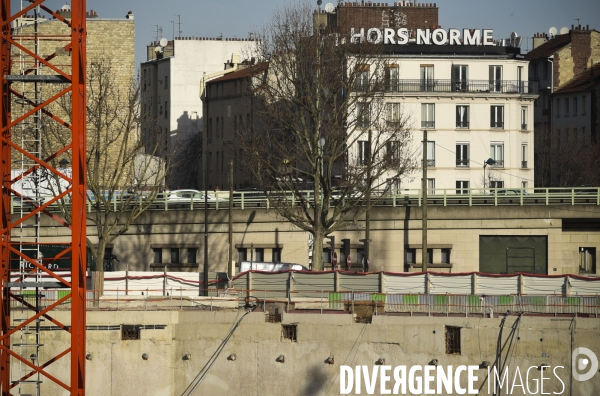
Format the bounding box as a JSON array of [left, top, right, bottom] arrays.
[[236, 1, 417, 270], [535, 124, 600, 187], [41, 58, 168, 298]]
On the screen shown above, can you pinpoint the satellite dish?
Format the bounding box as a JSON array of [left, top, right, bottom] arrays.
[[560, 27, 569, 35], [159, 38, 168, 47], [510, 32, 518, 40], [549, 27, 558, 37], [325, 3, 335, 13]]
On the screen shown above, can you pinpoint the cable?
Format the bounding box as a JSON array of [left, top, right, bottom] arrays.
[[181, 300, 258, 396], [324, 323, 368, 396]]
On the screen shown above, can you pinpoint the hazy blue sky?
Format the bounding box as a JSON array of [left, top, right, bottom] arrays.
[[18, 0, 600, 68]]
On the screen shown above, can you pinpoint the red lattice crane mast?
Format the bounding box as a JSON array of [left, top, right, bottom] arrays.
[[0, 0, 86, 394]]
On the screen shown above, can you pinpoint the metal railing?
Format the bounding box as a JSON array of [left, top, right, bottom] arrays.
[[521, 160, 528, 168], [456, 121, 469, 129], [490, 122, 504, 129], [381, 79, 538, 95], [11, 187, 600, 212], [421, 120, 435, 128], [456, 159, 469, 167], [427, 159, 435, 167]]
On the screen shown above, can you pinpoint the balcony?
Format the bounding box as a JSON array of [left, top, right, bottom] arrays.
[[456, 121, 469, 129], [521, 123, 528, 130], [381, 79, 538, 95], [426, 159, 435, 167], [456, 159, 470, 167], [521, 160, 528, 168], [421, 121, 435, 129], [491, 160, 504, 167], [491, 122, 504, 129]]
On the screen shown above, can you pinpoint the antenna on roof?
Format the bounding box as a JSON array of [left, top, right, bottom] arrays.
[[548, 27, 557, 38]]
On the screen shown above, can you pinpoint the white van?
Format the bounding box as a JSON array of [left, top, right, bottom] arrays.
[[239, 261, 308, 272]]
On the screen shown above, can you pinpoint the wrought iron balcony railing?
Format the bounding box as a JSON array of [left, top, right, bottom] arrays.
[[456, 121, 469, 129], [491, 160, 504, 167], [521, 161, 528, 168], [381, 79, 538, 95], [456, 159, 470, 167], [427, 159, 435, 167], [421, 121, 435, 129], [521, 123, 528, 130], [491, 122, 504, 129]]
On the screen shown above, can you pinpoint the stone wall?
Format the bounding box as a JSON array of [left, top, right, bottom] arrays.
[[13, 310, 600, 395]]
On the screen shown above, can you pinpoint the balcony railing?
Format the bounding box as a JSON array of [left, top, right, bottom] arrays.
[[456, 121, 469, 129], [456, 159, 470, 167], [421, 121, 435, 129], [491, 160, 504, 167], [521, 160, 528, 168], [491, 122, 504, 129], [521, 123, 528, 130], [381, 79, 538, 94], [427, 159, 435, 167]]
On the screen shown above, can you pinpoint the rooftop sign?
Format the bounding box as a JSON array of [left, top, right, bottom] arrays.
[[351, 28, 495, 46]]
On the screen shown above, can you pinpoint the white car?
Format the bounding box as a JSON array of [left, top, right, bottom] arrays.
[[161, 189, 226, 203]]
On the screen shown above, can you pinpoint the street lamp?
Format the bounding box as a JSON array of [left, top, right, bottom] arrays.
[[483, 158, 496, 193]]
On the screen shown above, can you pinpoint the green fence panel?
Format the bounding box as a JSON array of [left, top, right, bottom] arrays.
[[329, 292, 343, 309], [434, 295, 448, 305], [468, 296, 481, 306], [370, 294, 386, 303], [403, 295, 418, 304]]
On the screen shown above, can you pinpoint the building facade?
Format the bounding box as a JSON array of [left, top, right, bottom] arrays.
[[140, 38, 255, 188]]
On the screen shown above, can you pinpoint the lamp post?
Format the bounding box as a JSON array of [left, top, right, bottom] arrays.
[[483, 158, 496, 194]]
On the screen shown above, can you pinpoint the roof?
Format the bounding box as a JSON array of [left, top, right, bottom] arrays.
[[524, 33, 571, 60], [554, 63, 600, 94], [208, 62, 268, 84]]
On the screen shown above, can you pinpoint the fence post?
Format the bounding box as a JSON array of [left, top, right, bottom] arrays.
[[446, 292, 449, 317], [170, 287, 173, 309], [518, 274, 524, 296], [163, 266, 167, 296], [472, 273, 478, 295], [117, 287, 119, 311], [263, 289, 266, 313], [125, 268, 129, 296], [554, 292, 557, 317], [334, 271, 340, 292], [425, 273, 430, 294], [565, 276, 571, 296], [351, 290, 354, 314], [320, 289, 323, 314], [576, 292, 579, 318]]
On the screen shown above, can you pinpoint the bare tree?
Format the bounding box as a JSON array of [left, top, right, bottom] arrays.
[[41, 58, 168, 298], [236, 1, 417, 270]]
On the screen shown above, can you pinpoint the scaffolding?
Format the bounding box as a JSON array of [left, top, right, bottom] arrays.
[[0, 1, 87, 395]]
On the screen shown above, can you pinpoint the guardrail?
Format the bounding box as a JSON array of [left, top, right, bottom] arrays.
[[9, 187, 600, 213]]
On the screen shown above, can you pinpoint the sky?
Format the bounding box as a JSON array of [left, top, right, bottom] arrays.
[[15, 0, 600, 68]]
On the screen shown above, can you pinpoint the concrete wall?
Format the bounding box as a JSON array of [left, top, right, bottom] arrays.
[[27, 204, 600, 275], [14, 310, 600, 395]]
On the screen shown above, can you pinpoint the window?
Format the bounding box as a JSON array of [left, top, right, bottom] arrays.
[[386, 140, 400, 163], [564, 97, 569, 116], [164, 75, 168, 88], [456, 143, 469, 167], [282, 324, 297, 342], [237, 248, 247, 262], [456, 180, 469, 195], [208, 119, 213, 139], [216, 152, 220, 171], [188, 248, 197, 264], [405, 248, 416, 264], [153, 248, 162, 264], [421, 103, 435, 128], [427, 178, 435, 194], [456, 105, 469, 128], [441, 248, 451, 264], [579, 247, 596, 274], [490, 180, 504, 189], [164, 101, 168, 119], [517, 66, 524, 92], [490, 143, 504, 167], [530, 63, 539, 81], [255, 248, 264, 262], [208, 152, 212, 171], [122, 325, 141, 341], [521, 106, 527, 130], [170, 248, 180, 264], [573, 97, 578, 115], [426, 141, 435, 167], [355, 64, 370, 92], [556, 98, 561, 117], [489, 65, 502, 92], [445, 326, 461, 354], [452, 65, 468, 92], [216, 118, 220, 138], [490, 106, 504, 128], [357, 103, 370, 128], [427, 248, 433, 264], [358, 140, 369, 166], [221, 116, 224, 138], [384, 64, 399, 91], [521, 144, 527, 168], [543, 62, 549, 80], [582, 96, 587, 114], [386, 103, 401, 125], [272, 248, 282, 263], [420, 65, 434, 92]]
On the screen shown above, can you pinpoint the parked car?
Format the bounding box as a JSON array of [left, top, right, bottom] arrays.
[[239, 261, 308, 272], [489, 189, 528, 196], [158, 189, 226, 203]]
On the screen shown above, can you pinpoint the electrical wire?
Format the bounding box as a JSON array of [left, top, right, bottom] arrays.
[[324, 323, 368, 396], [181, 298, 259, 396]]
